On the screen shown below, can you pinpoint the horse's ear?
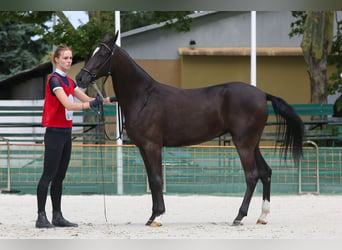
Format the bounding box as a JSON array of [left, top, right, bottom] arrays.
[[114, 31, 119, 43], [104, 33, 111, 43]]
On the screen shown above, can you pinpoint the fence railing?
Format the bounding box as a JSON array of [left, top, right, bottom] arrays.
[[2, 103, 342, 146], [1, 143, 341, 195], [0, 103, 117, 144]]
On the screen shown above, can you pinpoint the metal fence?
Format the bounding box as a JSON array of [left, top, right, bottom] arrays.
[[1, 141, 342, 195]]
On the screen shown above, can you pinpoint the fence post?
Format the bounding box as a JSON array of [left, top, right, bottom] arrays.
[[1, 137, 20, 194], [299, 140, 319, 194], [116, 104, 123, 195], [0, 136, 10, 191], [1, 137, 9, 192]]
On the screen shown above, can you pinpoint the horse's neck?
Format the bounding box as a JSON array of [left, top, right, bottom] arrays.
[[113, 49, 155, 108], [116, 48, 154, 86]]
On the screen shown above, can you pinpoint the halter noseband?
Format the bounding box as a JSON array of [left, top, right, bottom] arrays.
[[81, 42, 116, 82]]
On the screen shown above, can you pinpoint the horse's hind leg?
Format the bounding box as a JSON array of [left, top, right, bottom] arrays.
[[255, 147, 272, 224], [138, 144, 165, 227], [232, 143, 259, 226]]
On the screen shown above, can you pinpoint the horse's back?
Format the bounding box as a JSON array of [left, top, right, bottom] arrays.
[[223, 82, 267, 104]]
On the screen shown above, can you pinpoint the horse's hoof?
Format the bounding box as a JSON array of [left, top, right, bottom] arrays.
[[146, 214, 163, 227], [150, 221, 162, 227], [256, 219, 268, 225], [231, 220, 243, 226]]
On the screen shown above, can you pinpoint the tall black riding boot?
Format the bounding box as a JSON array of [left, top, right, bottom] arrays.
[[35, 211, 54, 229], [52, 211, 78, 227]]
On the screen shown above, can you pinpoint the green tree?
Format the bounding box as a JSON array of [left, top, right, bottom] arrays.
[[147, 11, 193, 32], [48, 11, 193, 61], [301, 11, 334, 106], [327, 18, 342, 103], [1, 11, 193, 80], [0, 12, 52, 80], [290, 11, 342, 108]]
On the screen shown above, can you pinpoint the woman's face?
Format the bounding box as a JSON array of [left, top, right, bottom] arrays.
[[55, 50, 73, 72]]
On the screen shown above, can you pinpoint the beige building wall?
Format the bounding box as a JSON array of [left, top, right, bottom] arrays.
[[135, 60, 181, 88], [68, 62, 84, 83], [179, 48, 311, 105]]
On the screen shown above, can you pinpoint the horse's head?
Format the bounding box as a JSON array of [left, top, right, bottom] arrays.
[[76, 32, 119, 88]]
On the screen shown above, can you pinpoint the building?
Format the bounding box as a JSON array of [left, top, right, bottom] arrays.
[[1, 11, 340, 105]]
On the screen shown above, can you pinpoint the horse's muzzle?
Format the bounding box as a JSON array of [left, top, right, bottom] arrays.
[[76, 71, 92, 88]]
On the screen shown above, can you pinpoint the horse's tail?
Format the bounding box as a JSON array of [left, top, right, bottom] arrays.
[[266, 93, 304, 164]]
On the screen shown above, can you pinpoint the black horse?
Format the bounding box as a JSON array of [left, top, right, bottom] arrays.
[[76, 33, 304, 226]]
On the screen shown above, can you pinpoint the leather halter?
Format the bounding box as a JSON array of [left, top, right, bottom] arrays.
[[81, 42, 116, 82]]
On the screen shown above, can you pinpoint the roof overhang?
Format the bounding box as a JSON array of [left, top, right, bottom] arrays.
[[0, 61, 52, 88], [178, 47, 303, 56]]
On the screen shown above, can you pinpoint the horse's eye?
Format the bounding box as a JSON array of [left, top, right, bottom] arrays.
[[99, 48, 109, 56]]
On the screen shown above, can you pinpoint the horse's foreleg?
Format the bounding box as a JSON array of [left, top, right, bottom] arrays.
[[146, 173, 165, 227], [139, 145, 165, 227]]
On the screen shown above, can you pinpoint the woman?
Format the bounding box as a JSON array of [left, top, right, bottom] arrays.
[[36, 45, 111, 228]]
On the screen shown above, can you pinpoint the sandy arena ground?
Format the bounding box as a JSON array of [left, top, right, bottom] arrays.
[[0, 193, 341, 239]]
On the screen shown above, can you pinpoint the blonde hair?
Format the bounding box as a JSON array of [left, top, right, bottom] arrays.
[[50, 45, 72, 65]]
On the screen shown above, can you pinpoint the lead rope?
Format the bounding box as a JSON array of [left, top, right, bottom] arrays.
[[96, 102, 108, 223], [91, 82, 124, 223], [92, 81, 123, 141], [90, 83, 108, 223]]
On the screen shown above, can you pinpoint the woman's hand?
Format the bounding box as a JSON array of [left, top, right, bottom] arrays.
[[103, 96, 117, 104]]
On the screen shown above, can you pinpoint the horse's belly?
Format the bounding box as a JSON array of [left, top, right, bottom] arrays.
[[163, 126, 224, 147]]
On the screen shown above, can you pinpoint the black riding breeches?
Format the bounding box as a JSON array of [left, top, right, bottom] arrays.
[[36, 128, 72, 213]]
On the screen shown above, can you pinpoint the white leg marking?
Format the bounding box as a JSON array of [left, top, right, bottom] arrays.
[[151, 214, 163, 227], [257, 200, 270, 224], [154, 215, 163, 224]]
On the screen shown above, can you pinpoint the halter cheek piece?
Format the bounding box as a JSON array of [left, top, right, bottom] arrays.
[[81, 42, 116, 83]]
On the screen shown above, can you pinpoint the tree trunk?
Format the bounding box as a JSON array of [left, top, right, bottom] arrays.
[[301, 11, 334, 121], [304, 43, 329, 105]]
